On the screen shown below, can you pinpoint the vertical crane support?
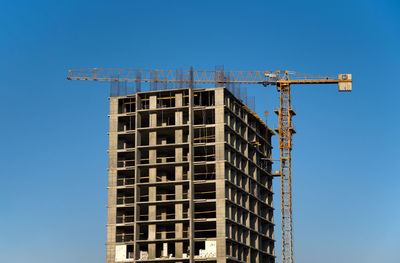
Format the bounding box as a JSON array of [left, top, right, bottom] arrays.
[[67, 68, 352, 263], [278, 83, 294, 263]]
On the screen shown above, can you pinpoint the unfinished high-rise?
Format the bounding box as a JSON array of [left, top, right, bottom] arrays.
[[106, 86, 275, 263]]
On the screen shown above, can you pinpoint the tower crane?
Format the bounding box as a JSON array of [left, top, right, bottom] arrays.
[[67, 68, 352, 263]]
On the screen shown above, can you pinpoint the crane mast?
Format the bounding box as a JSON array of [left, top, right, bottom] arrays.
[[67, 68, 352, 263], [278, 83, 294, 263]]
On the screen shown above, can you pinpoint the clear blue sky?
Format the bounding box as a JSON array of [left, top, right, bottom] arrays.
[[1, 0, 399, 262]]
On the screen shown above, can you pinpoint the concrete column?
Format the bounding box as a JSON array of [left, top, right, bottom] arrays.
[[149, 149, 156, 164], [149, 186, 156, 202], [150, 95, 157, 109], [215, 102, 226, 262], [254, 250, 259, 263], [175, 147, 183, 162], [150, 112, 157, 128], [175, 184, 183, 200], [175, 93, 183, 107], [149, 205, 156, 220], [175, 166, 183, 181], [148, 242, 156, 259], [215, 106, 226, 163], [175, 241, 183, 258], [106, 98, 119, 263], [215, 88, 224, 106], [176, 110, 183, 125], [175, 129, 183, 144], [188, 87, 195, 262], [149, 168, 156, 182], [149, 131, 156, 145], [149, 96, 157, 129], [147, 209, 156, 258], [175, 203, 183, 219], [175, 216, 183, 257]]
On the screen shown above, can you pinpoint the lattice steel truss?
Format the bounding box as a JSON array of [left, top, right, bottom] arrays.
[[278, 84, 294, 263]]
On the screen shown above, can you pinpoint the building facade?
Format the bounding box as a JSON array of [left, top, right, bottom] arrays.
[[106, 87, 275, 263]]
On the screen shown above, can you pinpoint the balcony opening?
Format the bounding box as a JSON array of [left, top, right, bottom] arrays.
[[116, 226, 134, 242], [137, 244, 148, 260], [139, 94, 149, 110], [156, 242, 176, 259], [156, 165, 189, 182], [194, 109, 215, 125], [156, 185, 176, 201], [117, 170, 134, 186], [194, 164, 215, 181], [116, 207, 134, 224], [119, 97, 136, 113], [156, 148, 175, 163], [118, 133, 135, 149], [139, 187, 149, 202], [139, 131, 149, 146], [194, 221, 216, 238], [157, 129, 175, 144], [194, 145, 215, 162], [194, 127, 215, 144], [138, 205, 148, 221], [157, 91, 176, 108], [117, 152, 135, 168], [139, 150, 149, 164], [156, 224, 175, 239], [127, 245, 134, 259], [194, 202, 216, 219], [155, 204, 176, 220], [157, 111, 175, 126], [117, 188, 135, 205], [194, 90, 215, 107], [139, 112, 149, 128], [138, 224, 148, 240], [250, 215, 257, 230], [118, 116, 135, 131], [194, 240, 216, 258], [138, 167, 149, 183], [194, 183, 216, 200]]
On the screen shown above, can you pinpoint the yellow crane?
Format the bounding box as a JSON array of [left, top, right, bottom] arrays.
[[67, 68, 352, 263]]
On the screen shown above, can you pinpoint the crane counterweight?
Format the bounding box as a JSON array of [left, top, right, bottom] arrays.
[[338, 74, 352, 91]]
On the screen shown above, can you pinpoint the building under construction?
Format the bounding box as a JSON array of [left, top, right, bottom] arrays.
[[68, 67, 352, 263], [106, 86, 275, 263]]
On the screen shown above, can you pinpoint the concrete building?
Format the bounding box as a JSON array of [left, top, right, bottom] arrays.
[[106, 87, 275, 263]]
